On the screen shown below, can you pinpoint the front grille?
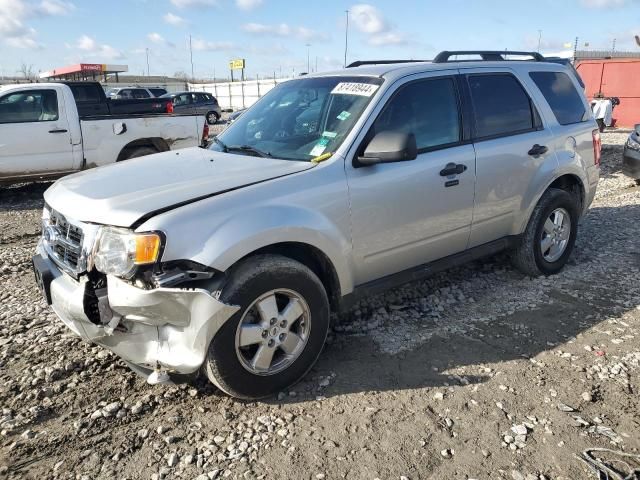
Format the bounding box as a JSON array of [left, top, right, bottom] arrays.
[[47, 210, 84, 270], [42, 208, 99, 277]]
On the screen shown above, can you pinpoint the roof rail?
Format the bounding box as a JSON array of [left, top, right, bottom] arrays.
[[433, 50, 546, 63], [346, 59, 427, 68]]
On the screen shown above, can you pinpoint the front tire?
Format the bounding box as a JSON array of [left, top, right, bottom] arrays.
[[511, 188, 580, 277], [205, 255, 329, 399]]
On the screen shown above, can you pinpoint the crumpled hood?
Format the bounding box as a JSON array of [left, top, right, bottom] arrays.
[[44, 147, 314, 227]]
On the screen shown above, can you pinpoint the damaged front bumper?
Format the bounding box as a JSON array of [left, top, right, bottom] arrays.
[[33, 242, 239, 381]]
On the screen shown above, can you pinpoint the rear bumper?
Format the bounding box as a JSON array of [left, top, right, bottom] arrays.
[[622, 146, 640, 179], [35, 242, 239, 378]]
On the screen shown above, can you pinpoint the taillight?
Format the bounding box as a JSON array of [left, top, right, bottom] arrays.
[[592, 129, 601, 166], [166, 101, 174, 114], [202, 123, 209, 145]]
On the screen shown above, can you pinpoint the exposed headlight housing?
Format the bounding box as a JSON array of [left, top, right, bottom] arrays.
[[626, 135, 640, 151], [93, 227, 162, 278]]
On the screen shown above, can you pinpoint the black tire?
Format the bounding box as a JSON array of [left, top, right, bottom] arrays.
[[205, 254, 329, 399], [122, 146, 157, 160], [511, 188, 580, 277], [206, 111, 220, 125]]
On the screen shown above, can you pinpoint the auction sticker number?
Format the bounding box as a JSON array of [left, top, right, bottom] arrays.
[[331, 82, 379, 97]]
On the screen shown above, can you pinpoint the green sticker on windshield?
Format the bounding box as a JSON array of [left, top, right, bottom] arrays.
[[322, 131, 337, 138], [317, 137, 330, 147], [336, 111, 351, 121]]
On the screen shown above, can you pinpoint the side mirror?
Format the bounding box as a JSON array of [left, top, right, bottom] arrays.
[[357, 131, 418, 167], [634, 124, 640, 136]]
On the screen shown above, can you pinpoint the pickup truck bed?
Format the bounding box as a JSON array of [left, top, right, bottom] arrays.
[[63, 82, 173, 117]]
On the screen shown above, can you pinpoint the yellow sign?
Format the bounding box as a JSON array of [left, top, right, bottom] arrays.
[[229, 59, 245, 70]]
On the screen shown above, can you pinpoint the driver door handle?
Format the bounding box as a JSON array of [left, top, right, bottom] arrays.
[[439, 162, 467, 176], [48, 128, 68, 134]]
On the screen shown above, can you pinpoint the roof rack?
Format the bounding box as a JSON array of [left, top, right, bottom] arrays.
[[346, 59, 427, 68], [433, 50, 546, 63]]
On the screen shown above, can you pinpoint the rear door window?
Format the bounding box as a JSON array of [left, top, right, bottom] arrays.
[[69, 84, 101, 103], [468, 74, 538, 139], [529, 71, 586, 125], [372, 77, 461, 150], [132, 89, 151, 99]]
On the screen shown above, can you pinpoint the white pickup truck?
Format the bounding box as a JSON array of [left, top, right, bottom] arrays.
[[0, 82, 209, 183]]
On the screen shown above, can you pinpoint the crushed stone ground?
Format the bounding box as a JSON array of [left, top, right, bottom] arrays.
[[0, 131, 638, 480]]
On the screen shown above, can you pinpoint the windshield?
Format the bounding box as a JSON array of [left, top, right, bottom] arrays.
[[210, 76, 383, 161]]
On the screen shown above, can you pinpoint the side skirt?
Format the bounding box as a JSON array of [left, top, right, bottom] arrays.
[[338, 235, 521, 312]]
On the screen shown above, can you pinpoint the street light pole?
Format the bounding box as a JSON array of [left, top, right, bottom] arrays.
[[145, 48, 150, 76], [537, 30, 542, 52], [189, 34, 195, 81], [306, 43, 311, 73], [344, 10, 349, 67]]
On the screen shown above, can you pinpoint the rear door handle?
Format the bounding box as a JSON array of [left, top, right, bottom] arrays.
[[528, 144, 548, 156], [48, 129, 68, 134], [439, 162, 467, 176]]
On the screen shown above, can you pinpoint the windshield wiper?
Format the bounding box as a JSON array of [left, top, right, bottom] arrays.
[[212, 136, 228, 151], [225, 145, 272, 158]]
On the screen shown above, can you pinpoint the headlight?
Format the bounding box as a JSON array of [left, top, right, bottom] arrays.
[[93, 227, 162, 278], [626, 135, 640, 152]]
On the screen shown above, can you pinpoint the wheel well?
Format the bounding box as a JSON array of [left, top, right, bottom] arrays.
[[236, 242, 341, 311], [117, 138, 169, 161], [548, 174, 585, 211]]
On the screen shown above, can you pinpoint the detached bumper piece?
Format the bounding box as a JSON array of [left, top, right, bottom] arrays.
[[34, 244, 239, 381]]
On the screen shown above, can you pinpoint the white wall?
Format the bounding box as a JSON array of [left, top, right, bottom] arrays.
[[188, 77, 292, 111]]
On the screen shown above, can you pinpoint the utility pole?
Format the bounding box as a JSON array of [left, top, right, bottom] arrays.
[[573, 36, 578, 64], [189, 34, 195, 81], [612, 38, 616, 54], [344, 10, 349, 67], [537, 30, 542, 52], [145, 48, 150, 77], [306, 43, 311, 73]]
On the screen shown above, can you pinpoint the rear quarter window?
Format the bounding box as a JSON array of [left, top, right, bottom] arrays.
[[529, 71, 586, 125]]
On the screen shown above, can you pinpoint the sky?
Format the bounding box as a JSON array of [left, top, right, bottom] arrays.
[[1, 0, 639, 80]]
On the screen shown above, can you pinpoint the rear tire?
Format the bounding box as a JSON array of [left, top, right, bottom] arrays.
[[122, 146, 157, 160], [206, 111, 220, 125], [511, 188, 580, 277], [205, 254, 330, 399]]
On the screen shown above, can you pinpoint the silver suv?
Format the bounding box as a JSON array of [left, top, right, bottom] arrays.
[[33, 51, 601, 399]]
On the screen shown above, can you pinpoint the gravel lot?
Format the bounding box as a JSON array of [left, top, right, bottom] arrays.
[[1, 131, 639, 480]]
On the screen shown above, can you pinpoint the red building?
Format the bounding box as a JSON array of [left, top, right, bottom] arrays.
[[576, 57, 640, 128]]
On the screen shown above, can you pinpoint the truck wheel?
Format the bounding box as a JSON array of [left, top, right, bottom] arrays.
[[122, 146, 157, 160], [205, 254, 329, 399], [511, 188, 579, 277], [206, 111, 220, 125]]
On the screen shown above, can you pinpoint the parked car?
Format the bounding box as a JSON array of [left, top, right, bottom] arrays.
[[63, 82, 173, 116], [227, 108, 246, 123], [0, 82, 209, 183], [161, 91, 222, 125], [105, 86, 168, 99], [622, 123, 640, 185], [34, 50, 600, 399]]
